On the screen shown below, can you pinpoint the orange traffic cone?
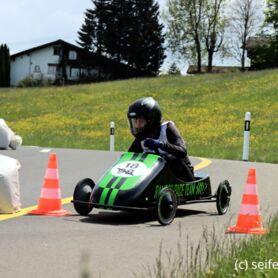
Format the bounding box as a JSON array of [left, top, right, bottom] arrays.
[[28, 153, 71, 216], [226, 168, 267, 235]]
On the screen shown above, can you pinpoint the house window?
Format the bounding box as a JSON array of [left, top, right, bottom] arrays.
[[53, 46, 60, 55], [48, 65, 57, 75], [68, 51, 77, 60], [70, 68, 80, 79], [34, 65, 41, 73]]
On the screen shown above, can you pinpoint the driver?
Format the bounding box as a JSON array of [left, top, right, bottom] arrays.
[[127, 97, 195, 182]]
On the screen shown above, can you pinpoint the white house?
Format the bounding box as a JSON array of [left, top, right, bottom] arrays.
[[10, 40, 86, 86], [10, 39, 147, 86]]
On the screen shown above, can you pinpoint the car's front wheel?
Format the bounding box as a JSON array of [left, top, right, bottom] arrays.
[[216, 180, 231, 215], [156, 187, 177, 225], [73, 178, 95, 216]]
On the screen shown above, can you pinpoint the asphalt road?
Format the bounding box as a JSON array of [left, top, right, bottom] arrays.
[[0, 146, 277, 278]]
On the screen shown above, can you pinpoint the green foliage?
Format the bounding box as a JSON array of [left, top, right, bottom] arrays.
[[165, 0, 204, 72], [229, 0, 264, 71], [248, 0, 278, 70], [17, 76, 54, 88], [265, 0, 278, 33], [0, 44, 10, 87], [164, 0, 227, 73], [140, 214, 278, 278], [77, 0, 165, 75], [167, 62, 181, 75], [77, 1, 110, 54], [250, 37, 278, 69]]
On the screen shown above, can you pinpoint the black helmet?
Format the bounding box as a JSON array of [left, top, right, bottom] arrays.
[[127, 97, 162, 140]]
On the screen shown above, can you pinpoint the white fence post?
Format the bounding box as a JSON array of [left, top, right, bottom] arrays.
[[110, 121, 115, 152], [242, 112, 251, 161]]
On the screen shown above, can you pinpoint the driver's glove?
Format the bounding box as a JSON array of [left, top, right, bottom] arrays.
[[144, 138, 163, 150]]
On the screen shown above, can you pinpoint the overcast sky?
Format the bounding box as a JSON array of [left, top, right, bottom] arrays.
[[0, 0, 166, 54]]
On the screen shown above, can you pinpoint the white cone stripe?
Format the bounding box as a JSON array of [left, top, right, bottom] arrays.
[[40, 188, 61, 199], [244, 184, 258, 195], [239, 204, 260, 215], [45, 168, 59, 179]]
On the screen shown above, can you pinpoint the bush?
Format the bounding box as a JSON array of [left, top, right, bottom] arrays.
[[250, 36, 278, 70], [168, 62, 181, 75], [17, 76, 54, 87]]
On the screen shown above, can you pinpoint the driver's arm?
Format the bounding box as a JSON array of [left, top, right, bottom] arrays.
[[128, 139, 143, 153], [160, 122, 188, 158]]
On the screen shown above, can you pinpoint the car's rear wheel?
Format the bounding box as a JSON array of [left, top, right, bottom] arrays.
[[73, 178, 95, 216], [156, 188, 177, 225], [216, 180, 231, 215]]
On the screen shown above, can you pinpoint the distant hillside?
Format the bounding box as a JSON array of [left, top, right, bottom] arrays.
[[1, 69, 277, 163]]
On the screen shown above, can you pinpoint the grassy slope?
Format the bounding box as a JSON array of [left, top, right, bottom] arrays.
[[1, 69, 277, 162]]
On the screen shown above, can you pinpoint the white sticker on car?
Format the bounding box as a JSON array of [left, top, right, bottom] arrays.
[[111, 161, 147, 177]]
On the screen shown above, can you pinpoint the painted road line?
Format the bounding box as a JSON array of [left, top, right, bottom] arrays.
[[0, 158, 211, 222], [194, 157, 212, 170], [0, 197, 72, 222], [39, 148, 52, 153]]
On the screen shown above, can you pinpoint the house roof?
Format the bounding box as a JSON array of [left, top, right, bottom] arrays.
[[10, 39, 152, 77], [10, 39, 83, 58], [245, 36, 271, 50], [187, 65, 241, 74]]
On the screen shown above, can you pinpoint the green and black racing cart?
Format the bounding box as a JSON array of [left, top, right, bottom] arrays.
[[72, 152, 232, 225]]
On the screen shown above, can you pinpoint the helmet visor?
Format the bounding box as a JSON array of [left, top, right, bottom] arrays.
[[128, 117, 147, 137]]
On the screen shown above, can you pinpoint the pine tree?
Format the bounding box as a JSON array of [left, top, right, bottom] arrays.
[[0, 45, 3, 86], [124, 0, 166, 74], [77, 9, 95, 51], [77, 0, 165, 75], [0, 44, 10, 87], [77, 0, 111, 55], [101, 0, 134, 62], [4, 45, 10, 86]]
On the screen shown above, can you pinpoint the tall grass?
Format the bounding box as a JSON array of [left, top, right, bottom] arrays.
[[138, 214, 278, 278], [1, 69, 278, 162]]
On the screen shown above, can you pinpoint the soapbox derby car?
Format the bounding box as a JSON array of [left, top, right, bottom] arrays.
[[72, 152, 232, 225]]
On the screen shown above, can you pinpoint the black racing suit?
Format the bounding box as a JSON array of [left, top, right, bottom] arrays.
[[128, 121, 195, 182]]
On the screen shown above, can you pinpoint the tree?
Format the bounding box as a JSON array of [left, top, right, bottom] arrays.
[[248, 0, 278, 69], [125, 0, 166, 74], [229, 0, 264, 70], [77, 0, 110, 55], [168, 62, 181, 75], [165, 0, 227, 73], [165, 0, 205, 73], [101, 0, 134, 62], [204, 0, 227, 72], [77, 0, 165, 75], [0, 44, 10, 87], [265, 0, 278, 34]]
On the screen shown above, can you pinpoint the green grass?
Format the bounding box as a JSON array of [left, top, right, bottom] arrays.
[[203, 214, 278, 278], [138, 214, 278, 278], [1, 69, 278, 162]]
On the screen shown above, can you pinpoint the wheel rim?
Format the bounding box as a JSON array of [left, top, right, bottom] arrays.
[[157, 189, 177, 225]]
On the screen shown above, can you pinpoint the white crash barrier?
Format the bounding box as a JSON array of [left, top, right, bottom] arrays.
[[0, 155, 21, 213], [0, 119, 22, 150]]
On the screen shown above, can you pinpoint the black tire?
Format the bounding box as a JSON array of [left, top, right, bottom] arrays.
[[216, 180, 231, 215], [73, 178, 95, 216], [156, 188, 177, 225]]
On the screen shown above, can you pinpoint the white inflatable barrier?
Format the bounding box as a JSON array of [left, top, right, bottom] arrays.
[[0, 119, 22, 150], [0, 155, 21, 213]]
